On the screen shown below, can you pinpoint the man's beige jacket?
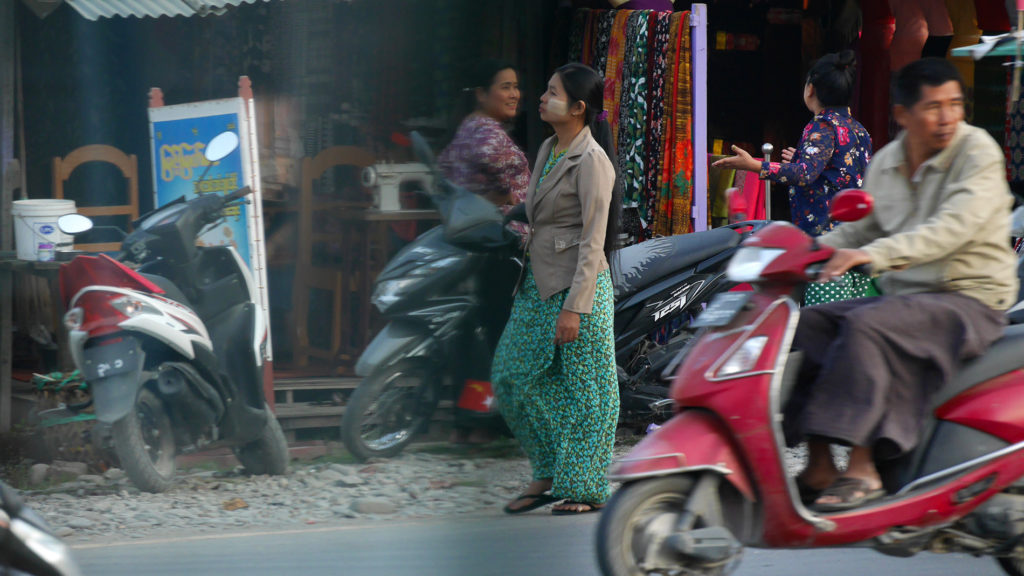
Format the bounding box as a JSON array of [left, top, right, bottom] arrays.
[[821, 122, 1018, 310], [525, 126, 615, 314]]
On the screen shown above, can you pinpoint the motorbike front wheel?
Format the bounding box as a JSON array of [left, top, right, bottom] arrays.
[[111, 387, 176, 493], [233, 404, 290, 476], [340, 359, 441, 461], [597, 475, 742, 576]]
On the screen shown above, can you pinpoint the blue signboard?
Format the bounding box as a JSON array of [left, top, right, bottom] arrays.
[[151, 108, 250, 265]]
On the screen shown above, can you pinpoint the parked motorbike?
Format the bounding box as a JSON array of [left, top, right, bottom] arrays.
[[597, 188, 1024, 576], [56, 131, 289, 493], [0, 480, 82, 576], [340, 131, 767, 461]]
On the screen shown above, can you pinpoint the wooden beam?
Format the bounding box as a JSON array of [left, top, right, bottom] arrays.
[[1, 0, 16, 433]]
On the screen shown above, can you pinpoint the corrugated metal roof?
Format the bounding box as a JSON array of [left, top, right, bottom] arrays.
[[64, 0, 275, 20]]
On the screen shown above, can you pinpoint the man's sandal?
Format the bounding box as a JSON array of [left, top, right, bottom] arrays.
[[503, 492, 559, 514], [551, 500, 605, 515]]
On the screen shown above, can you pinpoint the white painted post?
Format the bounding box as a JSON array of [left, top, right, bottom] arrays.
[[691, 4, 708, 232]]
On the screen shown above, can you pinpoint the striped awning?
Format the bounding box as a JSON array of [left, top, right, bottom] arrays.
[[61, 0, 276, 20]]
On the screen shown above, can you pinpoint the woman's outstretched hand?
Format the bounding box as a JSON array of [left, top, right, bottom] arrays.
[[711, 145, 762, 173]]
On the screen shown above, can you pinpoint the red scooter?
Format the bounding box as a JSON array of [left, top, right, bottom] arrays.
[[597, 189, 1024, 576]]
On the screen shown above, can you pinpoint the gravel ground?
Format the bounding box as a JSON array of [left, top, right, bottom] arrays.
[[17, 437, 836, 544]]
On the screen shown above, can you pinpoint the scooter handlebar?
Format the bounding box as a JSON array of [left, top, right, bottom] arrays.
[[226, 186, 252, 202]]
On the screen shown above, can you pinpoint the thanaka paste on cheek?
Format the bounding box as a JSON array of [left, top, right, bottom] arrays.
[[546, 98, 569, 118]]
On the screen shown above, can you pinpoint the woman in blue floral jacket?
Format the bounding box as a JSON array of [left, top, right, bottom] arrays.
[[714, 50, 873, 303]]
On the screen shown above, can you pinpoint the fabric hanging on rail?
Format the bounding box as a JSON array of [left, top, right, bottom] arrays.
[[604, 11, 632, 143], [618, 11, 649, 213], [569, 9, 586, 62], [644, 11, 671, 239], [1005, 65, 1024, 185], [592, 10, 616, 77], [571, 7, 694, 240], [669, 11, 694, 236]]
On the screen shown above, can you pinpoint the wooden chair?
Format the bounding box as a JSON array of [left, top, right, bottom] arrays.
[[291, 146, 376, 370], [53, 145, 139, 252]]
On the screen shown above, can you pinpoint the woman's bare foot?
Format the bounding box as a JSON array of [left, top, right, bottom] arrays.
[[813, 446, 884, 510], [797, 439, 840, 491]]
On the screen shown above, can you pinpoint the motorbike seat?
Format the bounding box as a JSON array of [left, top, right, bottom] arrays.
[[612, 227, 741, 298], [932, 323, 1024, 409], [139, 272, 191, 306]]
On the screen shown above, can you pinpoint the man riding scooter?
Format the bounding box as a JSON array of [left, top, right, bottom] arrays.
[[788, 58, 1019, 511]]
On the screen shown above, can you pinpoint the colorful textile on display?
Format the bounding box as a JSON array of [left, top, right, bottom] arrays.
[[644, 11, 671, 239], [570, 7, 692, 241], [604, 11, 631, 143], [617, 11, 649, 211], [654, 11, 693, 237], [653, 12, 683, 237], [592, 10, 616, 77]]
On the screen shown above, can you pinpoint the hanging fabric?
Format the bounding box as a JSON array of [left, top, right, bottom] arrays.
[[618, 11, 650, 214], [604, 11, 632, 142], [569, 9, 586, 62], [592, 10, 616, 77], [644, 11, 671, 239]]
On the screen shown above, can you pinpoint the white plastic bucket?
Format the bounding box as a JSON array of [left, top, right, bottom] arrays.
[[12, 199, 77, 261]]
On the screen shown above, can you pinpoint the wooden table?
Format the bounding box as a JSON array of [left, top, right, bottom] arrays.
[[0, 253, 67, 432]]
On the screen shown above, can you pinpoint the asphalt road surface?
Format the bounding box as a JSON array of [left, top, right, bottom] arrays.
[[73, 512, 1012, 576]]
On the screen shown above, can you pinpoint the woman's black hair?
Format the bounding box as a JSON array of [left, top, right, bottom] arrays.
[[806, 50, 857, 107], [444, 59, 518, 145], [554, 62, 623, 262]]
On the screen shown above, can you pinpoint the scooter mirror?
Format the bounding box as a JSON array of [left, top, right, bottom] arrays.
[[204, 131, 239, 163], [57, 213, 94, 235], [409, 131, 436, 170], [830, 188, 874, 222]]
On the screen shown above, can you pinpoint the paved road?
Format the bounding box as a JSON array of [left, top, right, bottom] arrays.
[[73, 513, 1011, 576]]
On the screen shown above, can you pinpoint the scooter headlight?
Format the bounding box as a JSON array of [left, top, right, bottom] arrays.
[[371, 255, 463, 313], [717, 336, 769, 377], [63, 307, 84, 331], [109, 296, 160, 317], [726, 248, 785, 282]]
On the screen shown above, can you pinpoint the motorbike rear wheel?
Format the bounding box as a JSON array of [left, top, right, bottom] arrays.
[[597, 475, 741, 576], [111, 387, 176, 493], [233, 404, 290, 476], [340, 359, 441, 461]]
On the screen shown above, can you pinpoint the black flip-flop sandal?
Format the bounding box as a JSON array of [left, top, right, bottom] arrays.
[[812, 477, 885, 512], [503, 492, 559, 514], [795, 479, 824, 505], [551, 500, 605, 515]]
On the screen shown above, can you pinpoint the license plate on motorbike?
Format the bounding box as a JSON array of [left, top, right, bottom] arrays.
[[692, 292, 752, 328], [83, 338, 141, 380]]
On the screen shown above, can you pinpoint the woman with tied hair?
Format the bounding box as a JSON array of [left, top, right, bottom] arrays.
[[714, 50, 873, 305], [494, 62, 622, 516], [437, 59, 531, 445]]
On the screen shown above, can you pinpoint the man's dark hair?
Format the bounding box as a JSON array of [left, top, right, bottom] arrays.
[[891, 57, 965, 108]]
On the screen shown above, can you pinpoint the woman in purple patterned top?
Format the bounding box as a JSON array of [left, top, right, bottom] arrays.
[[438, 60, 531, 215], [437, 60, 531, 446], [713, 50, 872, 237]]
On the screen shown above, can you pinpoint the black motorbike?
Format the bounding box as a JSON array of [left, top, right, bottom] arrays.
[[340, 132, 766, 460], [0, 480, 82, 576]]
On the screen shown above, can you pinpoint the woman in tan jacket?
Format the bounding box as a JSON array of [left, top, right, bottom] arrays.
[[494, 63, 622, 515]]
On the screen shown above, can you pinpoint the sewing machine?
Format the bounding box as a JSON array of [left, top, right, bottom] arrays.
[[361, 163, 433, 211]]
